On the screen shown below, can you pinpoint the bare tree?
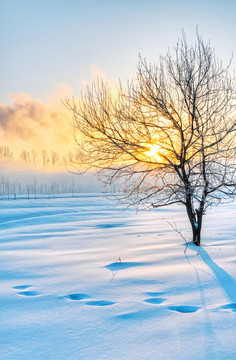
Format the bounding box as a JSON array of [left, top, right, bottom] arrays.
[[20, 150, 31, 163], [0, 146, 13, 160], [51, 151, 60, 165], [31, 149, 38, 166], [66, 32, 236, 246], [41, 150, 50, 167]]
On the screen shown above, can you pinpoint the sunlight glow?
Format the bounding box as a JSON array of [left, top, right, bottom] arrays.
[[144, 143, 169, 164], [145, 144, 161, 157]]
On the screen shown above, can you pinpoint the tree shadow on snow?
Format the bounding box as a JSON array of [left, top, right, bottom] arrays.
[[199, 248, 236, 303]]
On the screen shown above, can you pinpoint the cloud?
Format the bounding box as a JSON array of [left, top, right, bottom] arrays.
[[0, 65, 118, 166], [81, 63, 116, 88], [0, 84, 75, 157]]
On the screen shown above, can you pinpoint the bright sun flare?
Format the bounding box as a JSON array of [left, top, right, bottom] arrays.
[[145, 144, 160, 157]]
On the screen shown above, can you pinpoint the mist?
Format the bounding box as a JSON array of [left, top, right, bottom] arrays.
[[0, 84, 75, 158]]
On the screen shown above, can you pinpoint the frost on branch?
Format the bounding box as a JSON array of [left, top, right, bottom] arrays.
[[66, 31, 236, 245]]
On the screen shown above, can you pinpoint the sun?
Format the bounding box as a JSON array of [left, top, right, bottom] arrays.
[[145, 144, 160, 157]]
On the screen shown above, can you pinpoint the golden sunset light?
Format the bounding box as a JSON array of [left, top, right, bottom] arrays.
[[0, 2, 236, 360], [145, 144, 161, 157]]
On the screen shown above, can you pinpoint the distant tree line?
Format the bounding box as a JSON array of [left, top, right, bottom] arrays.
[[0, 146, 80, 167], [0, 176, 81, 200]]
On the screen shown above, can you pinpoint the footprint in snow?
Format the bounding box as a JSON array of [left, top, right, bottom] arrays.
[[18, 290, 40, 297], [85, 300, 116, 306], [12, 285, 31, 290], [12, 285, 40, 297], [219, 303, 236, 312], [145, 292, 166, 297], [144, 297, 166, 305], [105, 261, 145, 271], [168, 305, 200, 313], [65, 293, 91, 301]]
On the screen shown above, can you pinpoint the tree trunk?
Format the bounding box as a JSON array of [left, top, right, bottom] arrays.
[[185, 201, 203, 246], [192, 223, 201, 246]]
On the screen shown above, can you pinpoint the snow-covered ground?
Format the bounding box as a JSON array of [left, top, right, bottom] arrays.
[[0, 194, 235, 360]]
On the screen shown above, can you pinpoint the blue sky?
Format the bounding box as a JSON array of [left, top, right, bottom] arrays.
[[1, 0, 235, 102]]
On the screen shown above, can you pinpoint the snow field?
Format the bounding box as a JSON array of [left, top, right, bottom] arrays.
[[0, 195, 235, 360]]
